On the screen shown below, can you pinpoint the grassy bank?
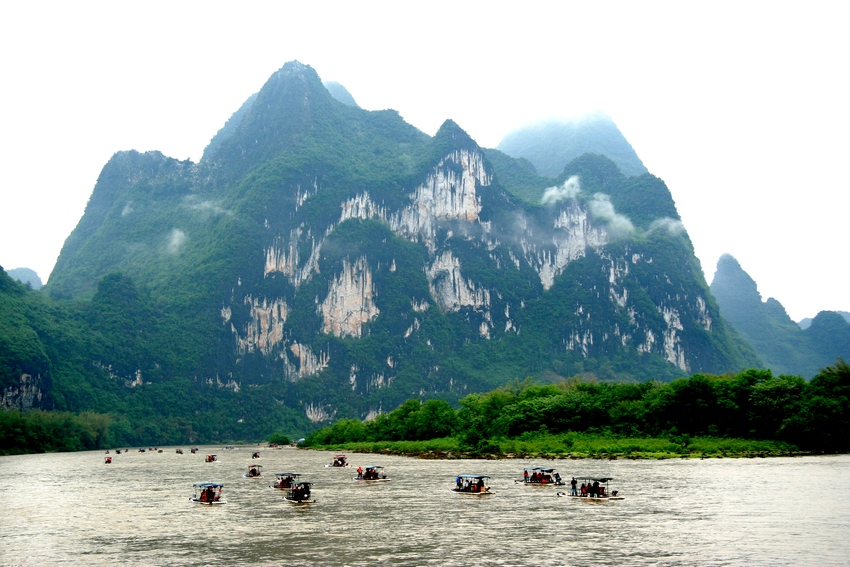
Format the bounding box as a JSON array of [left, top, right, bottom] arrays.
[[306, 432, 804, 459]]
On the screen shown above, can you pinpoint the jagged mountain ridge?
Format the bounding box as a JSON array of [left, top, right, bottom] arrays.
[[41, 61, 756, 430], [710, 253, 850, 377]]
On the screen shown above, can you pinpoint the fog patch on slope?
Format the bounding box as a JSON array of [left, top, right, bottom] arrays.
[[648, 217, 685, 236], [588, 194, 634, 238], [167, 229, 186, 254], [541, 176, 581, 205]]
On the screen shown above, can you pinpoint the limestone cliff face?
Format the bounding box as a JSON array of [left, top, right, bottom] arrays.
[[320, 257, 379, 338], [233, 295, 288, 355], [527, 204, 608, 290], [391, 149, 489, 247], [1, 373, 43, 410]]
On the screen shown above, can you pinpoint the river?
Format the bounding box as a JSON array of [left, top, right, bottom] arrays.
[[0, 448, 847, 566]]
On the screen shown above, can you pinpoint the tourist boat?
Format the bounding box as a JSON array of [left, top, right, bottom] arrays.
[[271, 472, 301, 490], [451, 474, 492, 495], [557, 477, 624, 500], [516, 467, 565, 485], [354, 465, 390, 482], [205, 454, 218, 463], [251, 451, 260, 459], [190, 482, 226, 505], [104, 456, 112, 464], [224, 445, 236, 450], [325, 454, 350, 468], [176, 449, 184, 454], [190, 447, 198, 454], [283, 481, 315, 504], [244, 464, 263, 478]]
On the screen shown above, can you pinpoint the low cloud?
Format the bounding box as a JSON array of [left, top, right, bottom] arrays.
[[167, 228, 186, 254], [188, 200, 229, 216], [589, 193, 634, 238], [541, 176, 581, 205], [648, 217, 686, 236]]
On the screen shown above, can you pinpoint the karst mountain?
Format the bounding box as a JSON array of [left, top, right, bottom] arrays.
[[2, 61, 758, 441]]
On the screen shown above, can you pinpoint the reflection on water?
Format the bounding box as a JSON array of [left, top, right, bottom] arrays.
[[1, 448, 848, 566]]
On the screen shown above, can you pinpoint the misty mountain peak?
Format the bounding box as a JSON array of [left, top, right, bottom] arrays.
[[712, 253, 760, 302], [323, 81, 359, 108], [498, 114, 647, 178]]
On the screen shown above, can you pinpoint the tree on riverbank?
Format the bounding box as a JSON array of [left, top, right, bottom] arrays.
[[302, 362, 850, 455]]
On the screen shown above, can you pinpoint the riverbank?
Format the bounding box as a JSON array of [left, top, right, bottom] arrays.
[[304, 432, 810, 459]]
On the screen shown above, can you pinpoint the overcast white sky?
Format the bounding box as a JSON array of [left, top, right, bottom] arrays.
[[0, 1, 847, 321]]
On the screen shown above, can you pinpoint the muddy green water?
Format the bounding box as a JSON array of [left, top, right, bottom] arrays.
[[0, 448, 847, 566]]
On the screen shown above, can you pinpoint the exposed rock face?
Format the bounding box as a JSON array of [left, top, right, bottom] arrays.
[[290, 342, 329, 379], [1, 373, 43, 410], [234, 295, 288, 355], [530, 204, 608, 290], [320, 257, 379, 338], [426, 251, 490, 313]]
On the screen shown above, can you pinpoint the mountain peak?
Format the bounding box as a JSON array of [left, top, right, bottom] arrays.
[[433, 119, 479, 151], [712, 253, 760, 302], [498, 114, 647, 178], [323, 81, 359, 108]]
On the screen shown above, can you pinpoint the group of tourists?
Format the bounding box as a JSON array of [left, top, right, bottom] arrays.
[[199, 486, 222, 503], [569, 477, 606, 497], [523, 470, 562, 484], [455, 477, 487, 493], [356, 466, 385, 480]]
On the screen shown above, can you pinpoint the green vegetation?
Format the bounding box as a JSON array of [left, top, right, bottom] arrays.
[[711, 254, 850, 377], [303, 362, 850, 457], [0, 409, 111, 455]]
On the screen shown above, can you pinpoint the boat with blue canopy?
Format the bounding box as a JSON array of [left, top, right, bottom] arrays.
[[557, 477, 624, 500], [354, 465, 390, 482], [190, 482, 226, 505], [516, 466, 565, 486], [451, 474, 492, 495]]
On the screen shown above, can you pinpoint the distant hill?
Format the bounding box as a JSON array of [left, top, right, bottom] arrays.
[[6, 267, 42, 289], [799, 311, 850, 330], [497, 113, 648, 178], [710, 254, 850, 377]]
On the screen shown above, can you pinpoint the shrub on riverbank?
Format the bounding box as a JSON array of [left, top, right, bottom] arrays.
[[302, 361, 849, 456], [310, 432, 797, 459]]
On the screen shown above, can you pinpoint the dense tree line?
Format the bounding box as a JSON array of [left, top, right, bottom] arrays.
[[0, 410, 111, 455], [303, 361, 850, 454]]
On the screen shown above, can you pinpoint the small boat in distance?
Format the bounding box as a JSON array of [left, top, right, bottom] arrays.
[[104, 457, 112, 464], [451, 474, 492, 495], [190, 482, 226, 505], [271, 472, 301, 490], [244, 464, 263, 478], [190, 447, 198, 454], [205, 454, 218, 463], [325, 454, 349, 468], [517, 467, 565, 486], [284, 481, 315, 504], [354, 465, 390, 482], [176, 449, 184, 454], [252, 451, 260, 459], [557, 477, 624, 500]]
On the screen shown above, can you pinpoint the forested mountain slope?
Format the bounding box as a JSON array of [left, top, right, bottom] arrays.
[[3, 61, 760, 441], [710, 254, 850, 377]]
